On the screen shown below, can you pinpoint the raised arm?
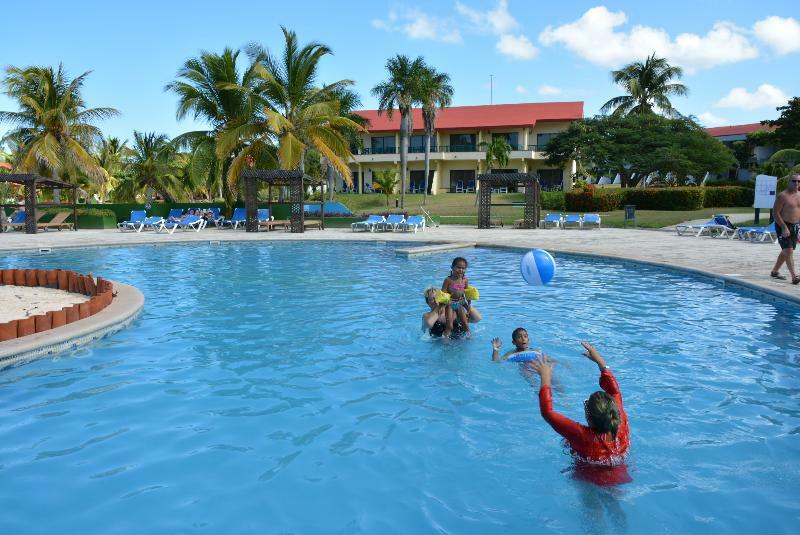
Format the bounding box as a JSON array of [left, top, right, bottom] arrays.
[[530, 354, 586, 444], [582, 342, 623, 408]]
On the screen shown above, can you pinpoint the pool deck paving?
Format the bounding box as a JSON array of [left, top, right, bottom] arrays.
[[1, 225, 798, 306]]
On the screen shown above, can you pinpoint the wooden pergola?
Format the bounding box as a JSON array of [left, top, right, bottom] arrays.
[[241, 169, 326, 233], [0, 174, 78, 234], [477, 173, 541, 229]]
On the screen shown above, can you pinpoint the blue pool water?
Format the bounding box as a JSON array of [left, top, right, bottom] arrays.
[[1, 242, 799, 533]]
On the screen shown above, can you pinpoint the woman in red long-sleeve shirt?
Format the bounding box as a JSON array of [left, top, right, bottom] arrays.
[[529, 342, 629, 463]]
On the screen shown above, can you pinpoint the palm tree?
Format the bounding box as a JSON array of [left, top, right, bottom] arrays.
[[372, 55, 428, 209], [479, 136, 511, 170], [114, 131, 182, 204], [94, 136, 129, 202], [600, 54, 688, 117], [165, 48, 266, 212], [418, 66, 453, 204], [0, 65, 118, 200], [371, 169, 398, 206], [217, 28, 364, 193]]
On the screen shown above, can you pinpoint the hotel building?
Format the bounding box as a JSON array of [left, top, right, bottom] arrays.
[[348, 101, 584, 194]]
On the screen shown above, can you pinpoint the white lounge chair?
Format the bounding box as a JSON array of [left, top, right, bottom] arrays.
[[351, 215, 385, 232], [740, 222, 778, 243], [157, 215, 206, 234]]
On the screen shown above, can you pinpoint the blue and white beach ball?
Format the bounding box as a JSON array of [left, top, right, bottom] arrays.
[[520, 249, 556, 285]]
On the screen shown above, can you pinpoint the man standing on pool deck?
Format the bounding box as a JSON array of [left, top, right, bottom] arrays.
[[771, 173, 800, 285]]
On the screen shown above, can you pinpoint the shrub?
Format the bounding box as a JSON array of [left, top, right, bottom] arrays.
[[565, 185, 623, 212], [540, 191, 565, 211], [622, 187, 704, 210], [702, 186, 753, 207]]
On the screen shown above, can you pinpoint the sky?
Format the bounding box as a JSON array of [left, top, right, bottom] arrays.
[[1, 0, 798, 143]]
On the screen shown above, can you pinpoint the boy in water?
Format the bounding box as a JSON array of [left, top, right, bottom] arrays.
[[491, 327, 531, 362]]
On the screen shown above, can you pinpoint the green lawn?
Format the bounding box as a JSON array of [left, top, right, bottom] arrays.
[[332, 193, 755, 229]]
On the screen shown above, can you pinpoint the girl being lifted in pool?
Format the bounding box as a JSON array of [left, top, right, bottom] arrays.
[[441, 257, 472, 338]]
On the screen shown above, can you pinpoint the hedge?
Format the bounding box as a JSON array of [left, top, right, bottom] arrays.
[[564, 187, 624, 212], [622, 188, 704, 210], [701, 186, 753, 207], [540, 191, 565, 211]]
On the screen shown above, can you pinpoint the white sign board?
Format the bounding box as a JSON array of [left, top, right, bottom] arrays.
[[754, 174, 778, 209]]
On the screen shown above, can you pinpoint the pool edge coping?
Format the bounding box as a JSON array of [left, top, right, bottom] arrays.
[[0, 281, 144, 368]]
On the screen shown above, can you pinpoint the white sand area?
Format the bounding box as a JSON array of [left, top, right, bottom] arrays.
[[0, 286, 90, 323]]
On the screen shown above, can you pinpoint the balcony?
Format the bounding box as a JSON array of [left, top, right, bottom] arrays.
[[350, 143, 549, 162]]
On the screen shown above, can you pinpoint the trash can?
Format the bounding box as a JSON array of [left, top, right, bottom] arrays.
[[623, 205, 636, 228]]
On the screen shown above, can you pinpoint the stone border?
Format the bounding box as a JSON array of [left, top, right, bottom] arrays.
[[0, 281, 143, 368], [0, 268, 116, 340]]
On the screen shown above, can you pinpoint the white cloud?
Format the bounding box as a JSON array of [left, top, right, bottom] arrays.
[[515, 85, 527, 94], [496, 34, 539, 60], [539, 6, 759, 72], [538, 84, 561, 96], [715, 84, 789, 110], [372, 8, 462, 44], [456, 0, 518, 34], [753, 16, 800, 55], [697, 112, 728, 127]]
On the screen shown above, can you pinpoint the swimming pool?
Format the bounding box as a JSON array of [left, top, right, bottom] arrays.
[[1, 241, 798, 533]]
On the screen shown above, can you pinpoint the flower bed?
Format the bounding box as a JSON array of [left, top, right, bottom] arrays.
[[0, 269, 115, 341]]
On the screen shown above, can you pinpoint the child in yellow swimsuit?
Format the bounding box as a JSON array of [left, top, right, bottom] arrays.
[[441, 257, 471, 337]]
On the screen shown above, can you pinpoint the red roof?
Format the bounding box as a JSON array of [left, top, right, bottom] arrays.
[[705, 123, 776, 137], [355, 102, 584, 133]]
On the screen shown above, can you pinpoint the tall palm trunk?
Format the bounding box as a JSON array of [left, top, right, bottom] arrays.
[[145, 185, 154, 207], [327, 164, 335, 201], [423, 131, 432, 204], [399, 112, 410, 209]]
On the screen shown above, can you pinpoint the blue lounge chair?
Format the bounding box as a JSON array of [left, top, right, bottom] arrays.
[[351, 215, 385, 232], [583, 213, 601, 229], [400, 215, 426, 233], [118, 210, 147, 232], [140, 216, 165, 231], [744, 222, 778, 243], [157, 215, 206, 234], [166, 208, 184, 222], [381, 214, 406, 232], [258, 209, 271, 223], [563, 214, 582, 229], [206, 207, 224, 227], [4, 211, 25, 232], [221, 207, 247, 229], [540, 213, 562, 229], [676, 214, 734, 238]]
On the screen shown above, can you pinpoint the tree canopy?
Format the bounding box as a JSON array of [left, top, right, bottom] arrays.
[[600, 54, 687, 117], [545, 114, 735, 186], [763, 96, 800, 149]]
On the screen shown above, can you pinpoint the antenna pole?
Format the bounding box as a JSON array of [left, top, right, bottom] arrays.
[[490, 74, 493, 104]]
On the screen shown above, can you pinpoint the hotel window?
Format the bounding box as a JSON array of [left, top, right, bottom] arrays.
[[410, 135, 426, 153], [449, 134, 476, 151], [370, 136, 396, 154], [536, 133, 558, 150], [492, 132, 519, 149]]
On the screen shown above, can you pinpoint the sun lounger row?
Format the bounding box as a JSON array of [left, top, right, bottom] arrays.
[[540, 213, 601, 229], [351, 214, 426, 233], [3, 211, 74, 232]]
